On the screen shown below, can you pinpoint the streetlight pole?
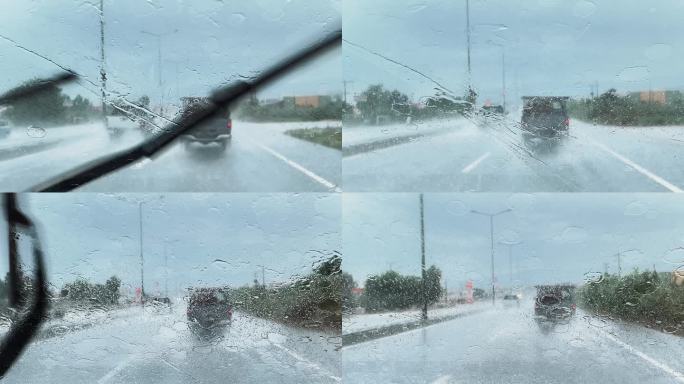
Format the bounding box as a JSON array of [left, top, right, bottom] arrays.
[[613, 249, 636, 278], [420, 193, 427, 321], [465, 0, 472, 87], [501, 48, 506, 113], [471, 208, 512, 305], [99, 0, 108, 131], [141, 29, 178, 118], [139, 201, 145, 304]]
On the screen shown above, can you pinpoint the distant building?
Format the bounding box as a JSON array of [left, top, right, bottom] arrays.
[[280, 95, 333, 108], [628, 90, 682, 105], [351, 287, 364, 296]]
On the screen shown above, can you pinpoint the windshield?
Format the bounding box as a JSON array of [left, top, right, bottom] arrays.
[[0, 0, 341, 192], [0, 193, 341, 383], [342, 0, 684, 192], [342, 193, 684, 384]]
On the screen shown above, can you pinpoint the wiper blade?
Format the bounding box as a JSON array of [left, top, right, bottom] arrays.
[[0, 71, 77, 105], [31, 29, 341, 192], [0, 194, 48, 378]]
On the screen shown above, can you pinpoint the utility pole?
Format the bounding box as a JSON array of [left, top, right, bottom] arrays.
[[501, 49, 506, 113], [465, 0, 472, 87], [343, 80, 354, 105], [138, 201, 145, 304], [471, 208, 512, 305], [99, 0, 108, 131], [420, 194, 428, 321], [164, 242, 168, 298]]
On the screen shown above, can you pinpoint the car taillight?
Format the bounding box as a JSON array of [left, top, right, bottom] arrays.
[[571, 304, 576, 310], [563, 117, 570, 126], [226, 120, 232, 130]]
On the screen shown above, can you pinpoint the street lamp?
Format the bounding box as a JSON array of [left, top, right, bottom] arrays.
[[499, 241, 520, 294], [140, 29, 179, 118], [470, 208, 512, 305]]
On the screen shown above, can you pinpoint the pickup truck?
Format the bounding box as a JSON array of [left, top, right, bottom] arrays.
[[178, 97, 232, 150], [521, 96, 570, 137]]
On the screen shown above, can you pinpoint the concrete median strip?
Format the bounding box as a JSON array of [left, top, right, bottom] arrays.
[[342, 307, 489, 347]]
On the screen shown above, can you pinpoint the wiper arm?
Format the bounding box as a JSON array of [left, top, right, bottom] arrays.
[[0, 72, 77, 105], [0, 194, 48, 378], [32, 29, 342, 192]]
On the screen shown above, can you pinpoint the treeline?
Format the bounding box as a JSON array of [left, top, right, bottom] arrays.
[[568, 89, 684, 126], [60, 276, 121, 306], [345, 84, 474, 126], [343, 266, 443, 313], [578, 269, 684, 335], [1, 78, 98, 125], [235, 95, 345, 122], [1, 269, 122, 319], [229, 253, 341, 330]]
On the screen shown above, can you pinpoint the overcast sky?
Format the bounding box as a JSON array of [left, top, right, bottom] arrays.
[[344, 0, 684, 108], [0, 0, 341, 106], [344, 193, 684, 292], [0, 193, 340, 298]]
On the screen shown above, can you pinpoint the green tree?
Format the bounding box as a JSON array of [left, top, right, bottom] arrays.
[[425, 265, 443, 305], [105, 276, 121, 304], [342, 272, 357, 312], [356, 84, 411, 124]]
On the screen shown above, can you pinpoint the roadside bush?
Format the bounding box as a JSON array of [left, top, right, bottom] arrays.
[[578, 269, 684, 334]]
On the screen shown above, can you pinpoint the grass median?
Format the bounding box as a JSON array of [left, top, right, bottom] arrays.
[[285, 127, 341, 150]]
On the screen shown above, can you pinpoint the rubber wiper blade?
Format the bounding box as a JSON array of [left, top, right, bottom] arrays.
[[31, 29, 341, 192], [0, 194, 49, 378], [0, 71, 77, 105]]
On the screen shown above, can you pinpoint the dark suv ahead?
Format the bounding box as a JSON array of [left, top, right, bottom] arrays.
[[187, 288, 233, 331], [179, 97, 232, 150], [521, 96, 569, 137], [534, 284, 576, 320]]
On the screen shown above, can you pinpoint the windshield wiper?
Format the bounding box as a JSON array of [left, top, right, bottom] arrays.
[[0, 72, 77, 106], [0, 194, 48, 378], [31, 28, 341, 192]]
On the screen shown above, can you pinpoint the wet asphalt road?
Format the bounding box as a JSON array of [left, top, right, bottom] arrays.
[[0, 120, 341, 192], [3, 305, 340, 384], [342, 298, 684, 384], [342, 116, 684, 192]]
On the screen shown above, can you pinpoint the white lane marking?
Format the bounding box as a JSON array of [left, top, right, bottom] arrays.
[[461, 152, 491, 174], [271, 343, 341, 382], [97, 354, 138, 384], [597, 328, 684, 383], [253, 141, 342, 192], [431, 374, 453, 384], [590, 139, 683, 192]]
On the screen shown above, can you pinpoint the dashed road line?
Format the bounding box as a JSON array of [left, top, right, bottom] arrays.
[[97, 354, 138, 384], [596, 327, 684, 383], [461, 152, 491, 174], [252, 141, 341, 192], [271, 343, 341, 382], [590, 139, 682, 192], [431, 374, 453, 384]]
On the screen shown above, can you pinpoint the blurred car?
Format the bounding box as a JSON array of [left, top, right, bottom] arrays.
[[0, 120, 9, 138], [186, 287, 233, 331], [534, 284, 576, 320], [179, 97, 232, 151], [151, 296, 172, 305], [502, 294, 520, 307], [521, 96, 569, 137]]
